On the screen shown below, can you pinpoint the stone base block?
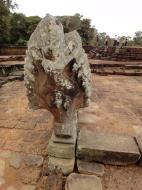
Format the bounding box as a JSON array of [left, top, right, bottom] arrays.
[[135, 135, 142, 166], [65, 173, 102, 190], [77, 129, 140, 165], [52, 122, 77, 144], [48, 156, 75, 175], [48, 140, 75, 159], [48, 124, 77, 159]]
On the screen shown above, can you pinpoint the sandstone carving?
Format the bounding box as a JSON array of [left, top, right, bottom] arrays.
[[24, 14, 91, 137]]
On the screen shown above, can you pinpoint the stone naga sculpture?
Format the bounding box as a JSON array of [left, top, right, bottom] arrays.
[[24, 14, 91, 138]]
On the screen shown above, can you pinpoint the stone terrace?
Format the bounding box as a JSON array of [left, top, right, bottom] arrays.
[[0, 75, 142, 189]]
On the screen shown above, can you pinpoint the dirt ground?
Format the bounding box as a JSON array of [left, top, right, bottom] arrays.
[[0, 81, 54, 189], [79, 74, 142, 190], [0, 73, 142, 189], [92, 75, 142, 136]]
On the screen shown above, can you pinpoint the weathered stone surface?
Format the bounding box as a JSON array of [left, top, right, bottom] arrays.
[[24, 154, 44, 167], [48, 140, 75, 159], [48, 156, 75, 175], [21, 185, 36, 190], [77, 129, 140, 165], [0, 159, 5, 176], [19, 167, 41, 185], [0, 177, 5, 186], [0, 150, 11, 159], [78, 112, 97, 124], [52, 131, 76, 144], [36, 176, 48, 190], [78, 102, 97, 124], [65, 173, 102, 190], [7, 186, 17, 190], [24, 14, 91, 137], [10, 152, 22, 169], [45, 168, 63, 190], [52, 118, 77, 144], [135, 135, 142, 166], [77, 160, 105, 177]]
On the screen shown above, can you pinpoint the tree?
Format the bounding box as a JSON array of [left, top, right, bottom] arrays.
[[133, 31, 142, 46], [59, 14, 96, 45], [9, 13, 27, 44], [8, 13, 41, 45], [3, 0, 17, 10], [0, 0, 17, 44], [26, 16, 41, 37], [0, 0, 10, 43], [98, 32, 107, 47], [78, 18, 96, 45], [58, 14, 82, 33]]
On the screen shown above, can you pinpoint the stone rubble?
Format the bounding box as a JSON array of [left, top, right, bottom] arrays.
[[77, 160, 105, 177], [65, 173, 102, 190]]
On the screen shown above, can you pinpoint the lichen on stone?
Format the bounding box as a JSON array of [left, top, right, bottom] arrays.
[[24, 14, 91, 124]]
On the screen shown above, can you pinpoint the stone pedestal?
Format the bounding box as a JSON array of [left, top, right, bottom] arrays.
[[48, 114, 77, 175]]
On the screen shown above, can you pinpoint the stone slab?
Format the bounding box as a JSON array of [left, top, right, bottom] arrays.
[[77, 129, 140, 165], [78, 103, 97, 125], [48, 156, 75, 175], [23, 154, 43, 167], [10, 152, 22, 169], [21, 185, 36, 190], [0, 159, 5, 176], [7, 186, 17, 190], [52, 122, 77, 144], [65, 173, 102, 190], [135, 135, 142, 166], [52, 132, 76, 144], [77, 160, 105, 177], [55, 123, 73, 138], [54, 113, 78, 138], [48, 140, 75, 159], [0, 177, 5, 186]]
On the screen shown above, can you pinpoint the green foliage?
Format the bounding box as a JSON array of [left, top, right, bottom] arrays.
[[2, 0, 18, 10], [17, 38, 27, 45], [9, 13, 41, 45], [58, 14, 82, 33], [78, 18, 96, 45], [133, 31, 142, 46], [0, 0, 11, 43], [0, 0, 41, 45], [1, 2, 142, 47], [25, 16, 41, 36], [98, 32, 107, 46], [9, 13, 27, 44], [58, 14, 96, 45]]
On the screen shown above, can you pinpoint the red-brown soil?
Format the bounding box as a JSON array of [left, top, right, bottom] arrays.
[[0, 71, 142, 189]]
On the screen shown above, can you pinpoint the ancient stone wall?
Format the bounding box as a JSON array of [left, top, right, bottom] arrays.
[[0, 46, 26, 55]]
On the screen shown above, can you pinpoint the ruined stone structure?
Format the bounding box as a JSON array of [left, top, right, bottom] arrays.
[[24, 14, 91, 174]]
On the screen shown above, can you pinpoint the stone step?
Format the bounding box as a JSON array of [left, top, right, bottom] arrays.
[[65, 173, 102, 190], [48, 140, 75, 159], [48, 156, 75, 175], [135, 135, 142, 166], [77, 129, 141, 165]]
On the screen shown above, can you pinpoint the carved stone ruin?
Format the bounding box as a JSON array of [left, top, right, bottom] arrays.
[[24, 14, 91, 175]]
